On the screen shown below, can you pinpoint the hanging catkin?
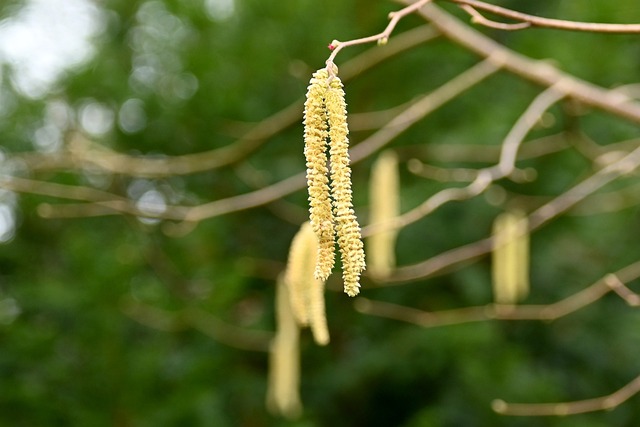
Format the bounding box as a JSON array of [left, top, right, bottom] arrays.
[[326, 75, 365, 297], [492, 210, 530, 304], [367, 150, 400, 279], [266, 277, 302, 419], [303, 69, 335, 282], [303, 67, 366, 297], [283, 222, 329, 345]]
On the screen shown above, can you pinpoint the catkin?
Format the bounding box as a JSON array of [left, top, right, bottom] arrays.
[[303, 67, 366, 297], [304, 69, 335, 281], [492, 210, 530, 304], [367, 150, 400, 279], [283, 222, 330, 345], [266, 277, 302, 419], [326, 75, 366, 297]]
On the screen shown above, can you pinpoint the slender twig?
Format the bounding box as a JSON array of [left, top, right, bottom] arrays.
[[349, 58, 499, 162], [385, 139, 640, 284], [361, 270, 640, 417], [606, 274, 640, 307], [459, 4, 531, 31], [120, 298, 273, 352], [404, 132, 572, 164], [570, 181, 640, 215], [402, 1, 640, 123], [326, 0, 433, 73], [492, 373, 640, 415], [448, 0, 640, 33], [408, 159, 536, 184], [356, 269, 640, 328], [362, 86, 564, 237], [0, 175, 190, 220]]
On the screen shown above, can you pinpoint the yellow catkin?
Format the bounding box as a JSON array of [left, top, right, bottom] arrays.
[[513, 212, 530, 301], [303, 68, 335, 281], [325, 75, 366, 297], [266, 277, 302, 419], [284, 222, 315, 325], [492, 211, 530, 304], [367, 150, 400, 279], [284, 222, 330, 345], [308, 276, 330, 345]]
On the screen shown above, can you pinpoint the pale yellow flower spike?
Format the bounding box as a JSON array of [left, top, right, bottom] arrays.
[[309, 276, 330, 345], [492, 211, 530, 304], [326, 75, 366, 297], [283, 222, 330, 345], [303, 69, 335, 281], [266, 276, 302, 419], [284, 222, 315, 325], [367, 150, 400, 279]]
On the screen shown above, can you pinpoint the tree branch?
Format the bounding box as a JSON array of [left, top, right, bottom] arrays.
[[326, 0, 434, 72], [356, 269, 640, 327], [448, 0, 640, 33], [491, 373, 640, 415], [363, 85, 564, 237], [120, 298, 273, 352], [400, 0, 640, 123]]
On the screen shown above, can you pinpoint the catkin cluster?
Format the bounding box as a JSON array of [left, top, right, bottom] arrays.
[[303, 68, 366, 297]]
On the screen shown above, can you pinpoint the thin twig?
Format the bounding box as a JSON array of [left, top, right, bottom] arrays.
[[363, 86, 564, 237], [492, 374, 640, 416], [605, 274, 640, 307], [489, 274, 640, 416], [448, 0, 640, 33], [459, 4, 531, 31], [388, 142, 640, 283], [349, 58, 500, 162], [121, 298, 273, 352], [403, 1, 640, 123], [404, 132, 572, 164], [326, 0, 433, 72], [356, 268, 640, 328]]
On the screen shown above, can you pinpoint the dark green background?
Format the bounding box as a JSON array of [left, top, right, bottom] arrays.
[[1, 1, 640, 425]]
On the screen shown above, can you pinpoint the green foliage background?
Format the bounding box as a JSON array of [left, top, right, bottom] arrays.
[[1, 0, 640, 425]]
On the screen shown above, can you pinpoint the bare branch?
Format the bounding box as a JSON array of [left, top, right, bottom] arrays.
[[121, 298, 273, 352], [448, 0, 640, 33], [356, 266, 640, 328], [326, 0, 434, 70], [401, 1, 640, 123], [362, 85, 564, 237], [492, 373, 640, 416], [385, 140, 640, 284], [459, 4, 531, 31]]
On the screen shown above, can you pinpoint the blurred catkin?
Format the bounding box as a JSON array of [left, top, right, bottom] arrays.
[[266, 277, 302, 419], [492, 210, 530, 304], [284, 222, 329, 345], [367, 150, 400, 279]]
